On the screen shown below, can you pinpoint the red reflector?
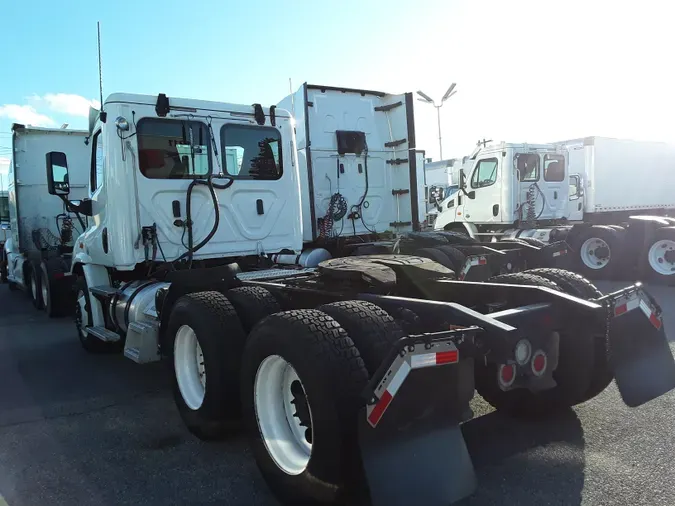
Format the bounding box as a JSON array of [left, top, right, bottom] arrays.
[[614, 303, 628, 316], [649, 313, 662, 330], [500, 364, 515, 384], [367, 390, 393, 426], [436, 350, 459, 365], [478, 257, 487, 265], [53, 272, 65, 280], [533, 354, 546, 373]]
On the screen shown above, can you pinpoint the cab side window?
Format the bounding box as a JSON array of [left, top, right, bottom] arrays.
[[91, 130, 104, 193], [470, 158, 499, 188]]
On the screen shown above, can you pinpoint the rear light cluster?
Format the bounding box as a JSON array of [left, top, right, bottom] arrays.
[[497, 339, 549, 389]]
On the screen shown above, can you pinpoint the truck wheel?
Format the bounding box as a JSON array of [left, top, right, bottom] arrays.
[[318, 300, 404, 375], [435, 245, 467, 273], [226, 286, 281, 333], [644, 226, 675, 284], [241, 309, 368, 505], [28, 264, 44, 310], [168, 291, 247, 441], [414, 247, 455, 272], [476, 272, 596, 417], [40, 260, 71, 318], [526, 268, 613, 401], [74, 277, 123, 354], [572, 225, 623, 278]]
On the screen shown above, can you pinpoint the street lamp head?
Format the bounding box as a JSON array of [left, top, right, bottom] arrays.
[[441, 83, 457, 102], [416, 90, 434, 103]]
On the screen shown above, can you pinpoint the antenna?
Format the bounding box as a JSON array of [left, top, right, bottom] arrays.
[[97, 22, 106, 122]]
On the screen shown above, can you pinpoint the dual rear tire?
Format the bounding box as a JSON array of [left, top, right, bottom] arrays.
[[168, 287, 403, 504]]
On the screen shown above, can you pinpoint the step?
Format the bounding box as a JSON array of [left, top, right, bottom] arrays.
[[87, 326, 121, 342]]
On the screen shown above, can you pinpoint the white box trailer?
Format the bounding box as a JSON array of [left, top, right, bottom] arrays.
[[1, 124, 90, 314], [564, 136, 675, 216], [277, 84, 426, 243]]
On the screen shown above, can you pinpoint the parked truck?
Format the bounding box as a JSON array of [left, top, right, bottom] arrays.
[[432, 138, 675, 282], [276, 84, 568, 280], [0, 124, 90, 314], [36, 91, 675, 506]]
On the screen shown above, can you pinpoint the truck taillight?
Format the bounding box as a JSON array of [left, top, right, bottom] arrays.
[[531, 350, 547, 376]]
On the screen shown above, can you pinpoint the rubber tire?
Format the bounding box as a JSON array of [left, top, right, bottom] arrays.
[[572, 225, 623, 279], [41, 259, 71, 318], [435, 245, 467, 273], [318, 300, 404, 375], [241, 309, 369, 505], [436, 230, 479, 245], [475, 272, 596, 417], [526, 268, 613, 401], [643, 226, 675, 284], [226, 286, 281, 333], [27, 264, 44, 310], [413, 247, 455, 271], [74, 276, 123, 354], [167, 291, 247, 441]]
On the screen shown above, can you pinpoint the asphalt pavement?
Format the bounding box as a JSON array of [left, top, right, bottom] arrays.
[[0, 280, 673, 505]]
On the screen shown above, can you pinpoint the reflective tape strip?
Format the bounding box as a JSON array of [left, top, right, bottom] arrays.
[[614, 295, 640, 316], [367, 360, 411, 427], [552, 248, 567, 257], [639, 299, 662, 330], [410, 349, 459, 369]]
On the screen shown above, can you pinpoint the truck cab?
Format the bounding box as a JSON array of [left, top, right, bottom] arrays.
[[434, 142, 569, 233], [49, 94, 303, 274]]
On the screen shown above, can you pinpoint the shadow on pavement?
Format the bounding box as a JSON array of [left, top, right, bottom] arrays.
[[458, 408, 585, 505]]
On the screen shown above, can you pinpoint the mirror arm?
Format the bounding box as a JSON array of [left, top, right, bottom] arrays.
[[58, 195, 87, 230]]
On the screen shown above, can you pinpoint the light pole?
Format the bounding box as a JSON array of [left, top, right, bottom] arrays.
[[417, 83, 457, 160]]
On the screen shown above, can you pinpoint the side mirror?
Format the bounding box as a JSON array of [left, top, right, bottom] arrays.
[[46, 151, 70, 196], [467, 190, 476, 200]]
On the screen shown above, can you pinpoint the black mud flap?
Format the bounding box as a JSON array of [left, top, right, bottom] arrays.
[[609, 295, 675, 407], [458, 254, 493, 281], [358, 354, 477, 506]]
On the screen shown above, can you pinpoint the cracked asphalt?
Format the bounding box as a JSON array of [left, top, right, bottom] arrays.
[[0, 280, 673, 505]]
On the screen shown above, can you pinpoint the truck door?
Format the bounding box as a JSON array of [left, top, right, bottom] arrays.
[[514, 152, 568, 222], [462, 157, 502, 223], [540, 153, 569, 218]]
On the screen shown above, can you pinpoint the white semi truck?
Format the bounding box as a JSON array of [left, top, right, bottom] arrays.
[[432, 138, 675, 282], [29, 91, 675, 506], [0, 124, 90, 314]]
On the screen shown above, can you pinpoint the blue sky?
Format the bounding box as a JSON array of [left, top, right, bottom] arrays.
[[1, 0, 673, 190]]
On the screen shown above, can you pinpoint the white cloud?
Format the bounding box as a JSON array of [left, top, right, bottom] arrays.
[[33, 93, 101, 117], [0, 104, 55, 127]]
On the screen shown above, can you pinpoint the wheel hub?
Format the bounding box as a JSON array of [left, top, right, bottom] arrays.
[[648, 239, 675, 275], [290, 379, 313, 444], [594, 246, 610, 259], [580, 237, 611, 269], [174, 325, 206, 411]]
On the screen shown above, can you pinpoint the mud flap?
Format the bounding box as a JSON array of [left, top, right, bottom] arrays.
[[609, 299, 675, 407], [358, 359, 477, 506]]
